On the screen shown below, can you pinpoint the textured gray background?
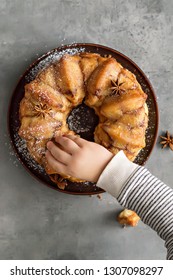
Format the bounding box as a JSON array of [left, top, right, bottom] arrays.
[[0, 0, 173, 260]]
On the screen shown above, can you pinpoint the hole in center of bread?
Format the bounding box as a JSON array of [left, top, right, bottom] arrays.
[[67, 102, 99, 141]]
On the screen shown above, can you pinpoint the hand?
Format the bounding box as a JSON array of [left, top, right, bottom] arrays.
[[46, 135, 114, 182]]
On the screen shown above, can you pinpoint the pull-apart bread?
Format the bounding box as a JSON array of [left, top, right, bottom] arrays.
[[19, 53, 148, 186]]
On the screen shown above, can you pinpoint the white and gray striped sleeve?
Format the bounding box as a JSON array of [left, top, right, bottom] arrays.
[[97, 151, 173, 260]]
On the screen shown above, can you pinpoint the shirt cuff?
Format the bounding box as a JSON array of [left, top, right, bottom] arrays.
[[97, 151, 138, 198]]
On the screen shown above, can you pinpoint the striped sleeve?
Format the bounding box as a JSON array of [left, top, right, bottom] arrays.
[[117, 166, 173, 260], [97, 151, 173, 260]]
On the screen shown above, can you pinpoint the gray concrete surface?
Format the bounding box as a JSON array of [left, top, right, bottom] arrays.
[[0, 0, 173, 259]]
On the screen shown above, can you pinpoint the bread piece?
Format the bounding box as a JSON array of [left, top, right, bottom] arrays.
[[103, 121, 146, 149], [55, 54, 85, 105], [86, 58, 122, 107], [25, 80, 71, 112], [18, 114, 62, 140], [38, 64, 57, 90], [79, 52, 108, 82], [117, 209, 140, 227], [100, 89, 147, 120]]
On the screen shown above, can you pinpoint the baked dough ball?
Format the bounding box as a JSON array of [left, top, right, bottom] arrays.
[[18, 52, 148, 187], [117, 209, 140, 227]]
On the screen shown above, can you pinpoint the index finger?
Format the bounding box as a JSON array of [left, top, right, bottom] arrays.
[[55, 135, 80, 154], [64, 134, 88, 147]]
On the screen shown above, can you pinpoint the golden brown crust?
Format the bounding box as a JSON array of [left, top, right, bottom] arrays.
[[100, 90, 147, 120], [117, 209, 140, 227], [25, 80, 71, 112], [54, 54, 85, 105], [19, 52, 148, 188], [86, 57, 122, 107], [79, 52, 107, 82], [38, 64, 57, 90]]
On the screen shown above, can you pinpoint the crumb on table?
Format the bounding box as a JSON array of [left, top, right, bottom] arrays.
[[117, 209, 140, 227]]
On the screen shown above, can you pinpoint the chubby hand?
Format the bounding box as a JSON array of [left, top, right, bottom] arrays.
[[46, 135, 113, 182]]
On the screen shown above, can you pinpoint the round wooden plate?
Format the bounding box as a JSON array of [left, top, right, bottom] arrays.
[[8, 43, 159, 195]]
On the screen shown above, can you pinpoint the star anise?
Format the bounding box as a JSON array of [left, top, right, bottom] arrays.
[[160, 131, 173, 151], [110, 79, 125, 96], [34, 103, 51, 118]]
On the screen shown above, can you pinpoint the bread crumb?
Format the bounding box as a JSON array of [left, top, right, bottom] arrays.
[[97, 194, 102, 200], [117, 209, 140, 227]]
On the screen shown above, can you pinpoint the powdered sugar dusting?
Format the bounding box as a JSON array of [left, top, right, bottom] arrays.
[[8, 44, 158, 194], [26, 47, 85, 82], [13, 132, 45, 174], [68, 107, 93, 133], [134, 97, 157, 165]]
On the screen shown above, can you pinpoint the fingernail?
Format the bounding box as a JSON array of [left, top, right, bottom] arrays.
[[46, 141, 52, 149]]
